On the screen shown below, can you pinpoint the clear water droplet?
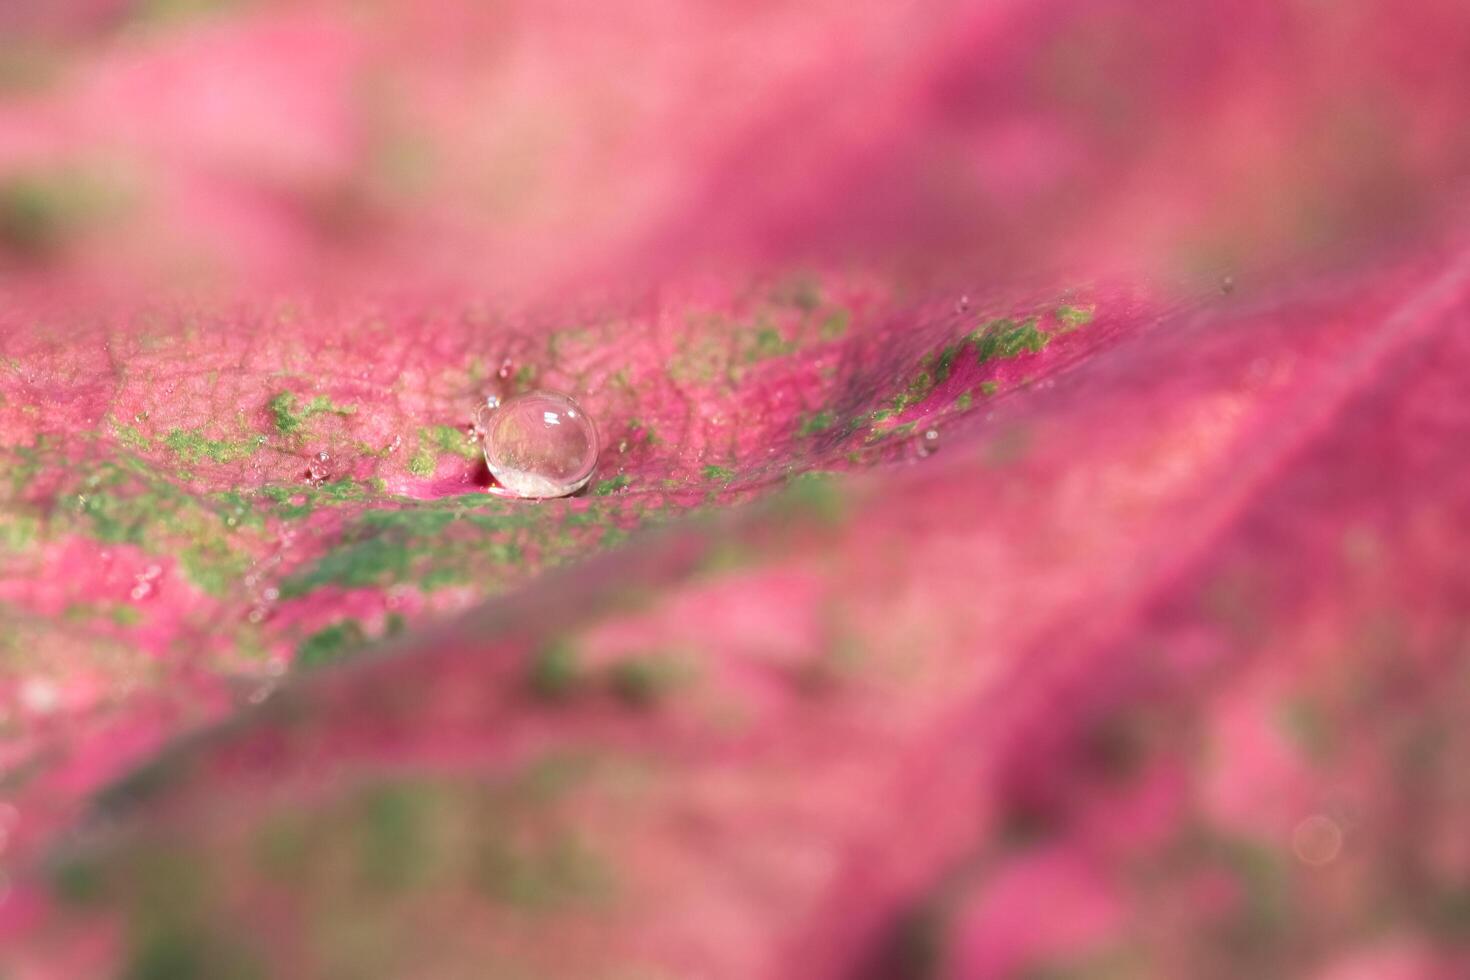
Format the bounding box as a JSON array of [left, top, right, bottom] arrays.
[[306, 451, 332, 486], [918, 427, 940, 457], [1292, 814, 1343, 866], [497, 357, 514, 380], [1220, 275, 1236, 295], [956, 295, 970, 313], [481, 390, 599, 498]]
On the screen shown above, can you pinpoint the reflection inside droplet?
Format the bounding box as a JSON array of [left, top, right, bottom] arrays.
[[481, 390, 599, 498]]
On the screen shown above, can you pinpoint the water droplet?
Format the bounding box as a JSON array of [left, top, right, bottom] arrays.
[[918, 427, 940, 456], [497, 357, 514, 380], [306, 451, 332, 486], [1220, 275, 1236, 295], [386, 435, 402, 454], [1292, 814, 1343, 866], [956, 295, 970, 313], [481, 390, 599, 498]]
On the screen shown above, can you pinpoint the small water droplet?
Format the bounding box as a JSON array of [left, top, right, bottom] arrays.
[[918, 427, 940, 457], [497, 357, 514, 380], [1292, 814, 1343, 866], [306, 451, 333, 486], [481, 390, 600, 498], [1220, 275, 1236, 295], [386, 435, 402, 454], [956, 295, 970, 313]]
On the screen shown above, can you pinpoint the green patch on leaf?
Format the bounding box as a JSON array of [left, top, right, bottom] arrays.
[[818, 308, 851, 340], [114, 423, 154, 452], [971, 317, 1051, 363], [421, 424, 478, 460], [354, 783, 430, 892], [934, 344, 960, 382], [744, 326, 795, 362], [0, 169, 105, 261], [162, 428, 263, 466], [798, 409, 837, 436], [606, 654, 687, 709], [1055, 304, 1096, 330], [528, 640, 583, 701], [702, 464, 735, 482], [592, 474, 631, 496], [406, 445, 437, 477], [295, 620, 368, 670], [268, 391, 356, 437]]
